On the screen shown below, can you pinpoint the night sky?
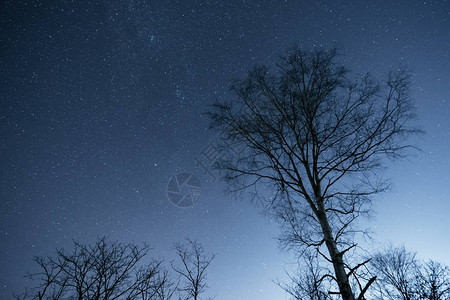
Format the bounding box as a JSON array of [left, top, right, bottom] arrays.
[[1, 1, 449, 299]]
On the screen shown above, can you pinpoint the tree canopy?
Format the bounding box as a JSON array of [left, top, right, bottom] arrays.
[[209, 47, 420, 299]]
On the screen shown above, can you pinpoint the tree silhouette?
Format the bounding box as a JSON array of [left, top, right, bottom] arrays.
[[16, 237, 176, 300], [371, 246, 450, 300], [417, 260, 450, 300], [371, 246, 418, 300], [172, 239, 215, 300], [209, 47, 420, 299]]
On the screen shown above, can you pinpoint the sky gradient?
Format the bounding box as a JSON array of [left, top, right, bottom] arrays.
[[1, 1, 449, 299]]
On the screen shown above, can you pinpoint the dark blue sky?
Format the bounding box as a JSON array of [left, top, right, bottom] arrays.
[[1, 1, 449, 299]]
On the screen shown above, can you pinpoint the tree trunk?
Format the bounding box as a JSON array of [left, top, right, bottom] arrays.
[[317, 201, 355, 300]]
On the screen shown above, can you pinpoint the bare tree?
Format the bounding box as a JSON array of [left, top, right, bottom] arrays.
[[416, 260, 450, 300], [16, 237, 175, 300], [172, 239, 215, 300], [370, 246, 450, 300], [208, 47, 420, 300], [370, 246, 419, 300]]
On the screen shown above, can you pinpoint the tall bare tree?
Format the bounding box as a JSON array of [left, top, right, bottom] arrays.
[[16, 237, 176, 300], [172, 239, 215, 300], [208, 47, 420, 299]]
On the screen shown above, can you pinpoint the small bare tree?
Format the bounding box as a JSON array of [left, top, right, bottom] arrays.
[[371, 246, 419, 300], [370, 246, 450, 300], [416, 260, 450, 300], [172, 239, 215, 300], [209, 47, 420, 299], [16, 237, 175, 300]]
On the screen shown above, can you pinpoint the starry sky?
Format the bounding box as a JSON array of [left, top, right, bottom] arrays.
[[1, 1, 449, 299]]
